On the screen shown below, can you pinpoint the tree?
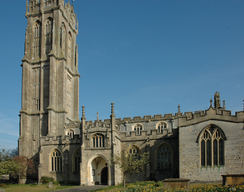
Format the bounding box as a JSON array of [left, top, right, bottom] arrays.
[[0, 146, 35, 184], [14, 156, 35, 183], [112, 146, 150, 189], [0, 147, 20, 176]]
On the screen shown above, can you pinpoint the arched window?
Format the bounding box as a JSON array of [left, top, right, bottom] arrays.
[[34, 22, 41, 58], [67, 32, 72, 65], [92, 134, 105, 148], [51, 149, 62, 171], [200, 125, 225, 167], [67, 129, 74, 139], [157, 122, 167, 133], [157, 143, 172, 169], [73, 148, 81, 172], [46, 19, 53, 55], [134, 124, 143, 135], [128, 145, 141, 160], [60, 23, 66, 55]]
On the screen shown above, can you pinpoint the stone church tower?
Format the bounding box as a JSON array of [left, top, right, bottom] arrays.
[[18, 0, 244, 186], [19, 0, 79, 183]]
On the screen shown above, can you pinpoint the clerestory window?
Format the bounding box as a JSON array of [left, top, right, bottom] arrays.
[[200, 125, 225, 167], [157, 122, 167, 133], [92, 134, 105, 148], [134, 124, 143, 135]]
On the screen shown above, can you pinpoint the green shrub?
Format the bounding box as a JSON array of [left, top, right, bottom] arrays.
[[126, 184, 157, 192], [53, 181, 60, 185], [156, 181, 164, 187], [40, 176, 54, 184]]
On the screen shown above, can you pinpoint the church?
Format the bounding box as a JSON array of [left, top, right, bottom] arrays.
[[19, 0, 244, 185]]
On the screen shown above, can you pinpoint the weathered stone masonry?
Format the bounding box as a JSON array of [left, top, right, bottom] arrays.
[[19, 0, 244, 185]]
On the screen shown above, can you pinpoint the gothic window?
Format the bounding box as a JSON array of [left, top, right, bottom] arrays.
[[157, 143, 172, 169], [34, 22, 41, 58], [67, 32, 72, 65], [51, 149, 62, 171], [92, 134, 105, 148], [73, 148, 81, 172], [134, 124, 143, 135], [67, 129, 74, 139], [46, 19, 53, 55], [157, 122, 167, 133], [60, 23, 66, 56], [200, 125, 225, 167], [128, 145, 141, 160]]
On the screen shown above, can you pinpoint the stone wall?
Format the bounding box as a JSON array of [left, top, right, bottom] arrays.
[[179, 120, 244, 181]]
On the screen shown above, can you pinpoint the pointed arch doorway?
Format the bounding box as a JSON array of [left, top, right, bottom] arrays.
[[88, 155, 110, 185]]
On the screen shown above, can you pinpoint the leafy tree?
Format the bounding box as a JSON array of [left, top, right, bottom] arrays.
[[14, 156, 36, 181], [112, 147, 150, 189], [0, 146, 35, 184], [0, 147, 20, 178]]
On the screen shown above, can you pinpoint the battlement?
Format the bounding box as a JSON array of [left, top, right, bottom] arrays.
[[26, 0, 78, 31], [41, 134, 80, 146], [179, 108, 244, 127], [115, 113, 176, 125], [84, 119, 111, 129], [119, 128, 177, 141]]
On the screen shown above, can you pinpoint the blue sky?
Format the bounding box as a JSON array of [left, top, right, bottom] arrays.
[[0, 0, 243, 149]]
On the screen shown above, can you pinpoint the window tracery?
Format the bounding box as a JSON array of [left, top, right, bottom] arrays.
[[200, 125, 225, 167], [157, 122, 167, 133], [92, 134, 105, 148], [134, 124, 143, 135], [46, 19, 53, 55], [157, 143, 172, 169], [51, 149, 62, 171], [73, 148, 81, 172], [60, 23, 66, 56], [34, 22, 41, 58]]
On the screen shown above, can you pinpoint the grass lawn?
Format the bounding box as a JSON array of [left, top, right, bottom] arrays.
[[0, 183, 78, 192], [90, 181, 244, 192]]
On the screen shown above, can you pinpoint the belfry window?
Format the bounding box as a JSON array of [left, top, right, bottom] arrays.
[[46, 19, 53, 55], [200, 125, 225, 167], [92, 134, 105, 148], [60, 23, 66, 55], [74, 148, 81, 172], [157, 122, 167, 133], [157, 144, 172, 169], [134, 124, 143, 135], [34, 22, 41, 58], [51, 149, 62, 171]]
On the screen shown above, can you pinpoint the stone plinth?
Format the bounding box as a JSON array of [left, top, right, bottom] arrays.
[[222, 174, 244, 185], [163, 178, 190, 189]]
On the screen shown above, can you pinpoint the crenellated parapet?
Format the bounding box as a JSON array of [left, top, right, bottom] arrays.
[[85, 120, 111, 130], [26, 0, 78, 33], [41, 134, 80, 146], [115, 113, 176, 125], [119, 128, 178, 142], [178, 107, 244, 127]]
